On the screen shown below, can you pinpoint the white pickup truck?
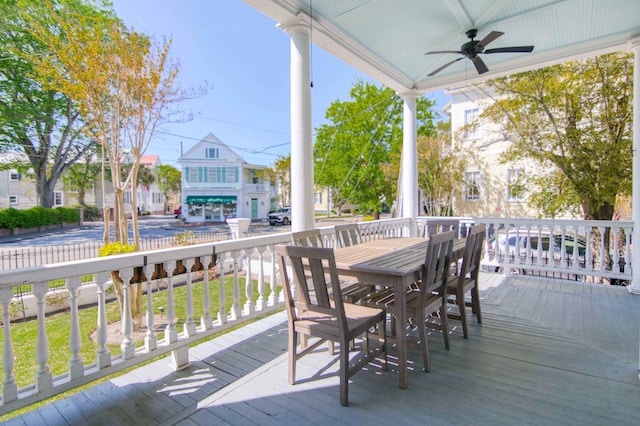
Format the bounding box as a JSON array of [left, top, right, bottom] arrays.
[[268, 207, 291, 226]]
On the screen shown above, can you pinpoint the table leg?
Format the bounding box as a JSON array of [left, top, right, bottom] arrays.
[[394, 280, 407, 389]]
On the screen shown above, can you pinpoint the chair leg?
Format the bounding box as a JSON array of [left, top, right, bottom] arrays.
[[417, 310, 430, 372], [440, 304, 450, 350], [288, 328, 298, 385], [458, 288, 468, 338], [472, 285, 482, 323], [380, 317, 387, 371], [340, 339, 349, 406]]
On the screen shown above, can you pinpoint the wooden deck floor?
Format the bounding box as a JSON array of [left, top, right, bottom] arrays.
[[5, 274, 640, 425]]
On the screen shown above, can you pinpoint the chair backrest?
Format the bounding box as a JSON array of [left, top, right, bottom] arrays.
[[291, 229, 324, 247], [275, 244, 346, 330], [419, 230, 456, 298], [423, 218, 460, 239], [460, 224, 486, 280], [334, 223, 362, 248]]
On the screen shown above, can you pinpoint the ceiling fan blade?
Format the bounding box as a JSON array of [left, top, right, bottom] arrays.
[[471, 56, 489, 74], [475, 31, 504, 51], [428, 57, 464, 76], [484, 45, 535, 54], [425, 50, 463, 55]]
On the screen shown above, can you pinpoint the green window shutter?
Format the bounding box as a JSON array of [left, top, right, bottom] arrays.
[[234, 167, 239, 183], [185, 167, 190, 182], [217, 167, 222, 183], [198, 167, 203, 182]]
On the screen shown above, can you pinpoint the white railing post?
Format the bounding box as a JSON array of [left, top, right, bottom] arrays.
[[269, 248, 278, 306], [256, 248, 267, 311], [66, 276, 84, 379], [95, 272, 113, 368], [230, 251, 241, 320], [33, 281, 53, 392], [183, 258, 197, 337], [200, 254, 213, 330], [244, 249, 255, 316], [164, 260, 178, 344], [143, 265, 157, 352], [119, 268, 135, 360], [218, 254, 227, 324], [1, 286, 17, 404]]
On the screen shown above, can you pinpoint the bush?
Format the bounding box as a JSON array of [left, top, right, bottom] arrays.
[[0, 206, 81, 230], [0, 208, 19, 230], [82, 205, 101, 221]]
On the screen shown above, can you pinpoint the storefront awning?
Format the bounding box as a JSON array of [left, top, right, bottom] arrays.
[[185, 195, 237, 205]]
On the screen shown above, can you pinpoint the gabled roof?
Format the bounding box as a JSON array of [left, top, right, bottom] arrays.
[[180, 133, 246, 163], [140, 155, 160, 168]]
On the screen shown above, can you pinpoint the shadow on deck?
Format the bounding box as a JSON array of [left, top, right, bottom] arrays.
[[7, 274, 640, 425]]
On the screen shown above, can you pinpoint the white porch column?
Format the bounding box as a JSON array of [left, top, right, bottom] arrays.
[[629, 39, 640, 294], [285, 20, 314, 232], [400, 93, 418, 235]]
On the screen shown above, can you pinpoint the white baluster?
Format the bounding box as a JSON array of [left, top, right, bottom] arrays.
[[200, 254, 213, 330], [244, 249, 255, 316], [164, 260, 177, 343], [31, 282, 53, 393], [1, 286, 17, 403], [613, 226, 621, 274], [230, 251, 241, 320], [143, 264, 157, 352], [183, 258, 197, 337], [95, 272, 112, 368], [268, 247, 278, 306], [584, 228, 595, 271], [119, 268, 135, 360], [599, 225, 606, 275], [218, 254, 227, 324], [255, 248, 266, 311], [66, 276, 84, 379]]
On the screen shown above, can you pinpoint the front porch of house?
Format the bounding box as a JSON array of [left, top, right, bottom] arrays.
[[7, 273, 639, 425]]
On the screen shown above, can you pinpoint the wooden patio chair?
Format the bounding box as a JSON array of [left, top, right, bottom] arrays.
[[292, 229, 372, 304], [275, 244, 387, 406], [291, 229, 324, 247], [445, 224, 486, 338], [422, 218, 460, 239], [334, 223, 362, 247], [365, 230, 455, 372]]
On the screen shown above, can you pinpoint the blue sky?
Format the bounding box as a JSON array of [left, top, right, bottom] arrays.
[[111, 0, 450, 168]]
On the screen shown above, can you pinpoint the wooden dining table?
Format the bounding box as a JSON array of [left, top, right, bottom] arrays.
[[333, 236, 465, 389]]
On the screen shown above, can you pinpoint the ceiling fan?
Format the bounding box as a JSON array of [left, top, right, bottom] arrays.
[[426, 29, 534, 76]]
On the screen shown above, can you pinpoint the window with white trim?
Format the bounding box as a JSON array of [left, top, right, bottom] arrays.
[[54, 191, 63, 206], [206, 148, 219, 159], [10, 171, 21, 181], [506, 168, 526, 201], [314, 192, 322, 204], [463, 108, 480, 139], [464, 170, 481, 201], [9, 195, 18, 204]]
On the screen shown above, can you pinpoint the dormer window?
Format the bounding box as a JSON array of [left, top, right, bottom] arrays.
[[206, 148, 219, 159]]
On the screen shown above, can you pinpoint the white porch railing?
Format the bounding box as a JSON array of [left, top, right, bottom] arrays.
[[0, 218, 411, 415], [0, 215, 632, 415], [417, 216, 633, 283]]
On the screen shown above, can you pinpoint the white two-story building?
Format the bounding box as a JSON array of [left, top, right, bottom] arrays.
[[178, 133, 275, 223]]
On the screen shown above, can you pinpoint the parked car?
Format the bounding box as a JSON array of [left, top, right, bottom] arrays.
[[268, 207, 291, 226], [174, 206, 182, 218], [493, 229, 586, 260]]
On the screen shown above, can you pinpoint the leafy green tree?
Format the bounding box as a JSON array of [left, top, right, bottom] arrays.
[[0, 0, 97, 207], [418, 121, 465, 216], [273, 154, 291, 207], [62, 151, 101, 206], [156, 164, 181, 213], [480, 52, 632, 221], [314, 80, 437, 216]]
